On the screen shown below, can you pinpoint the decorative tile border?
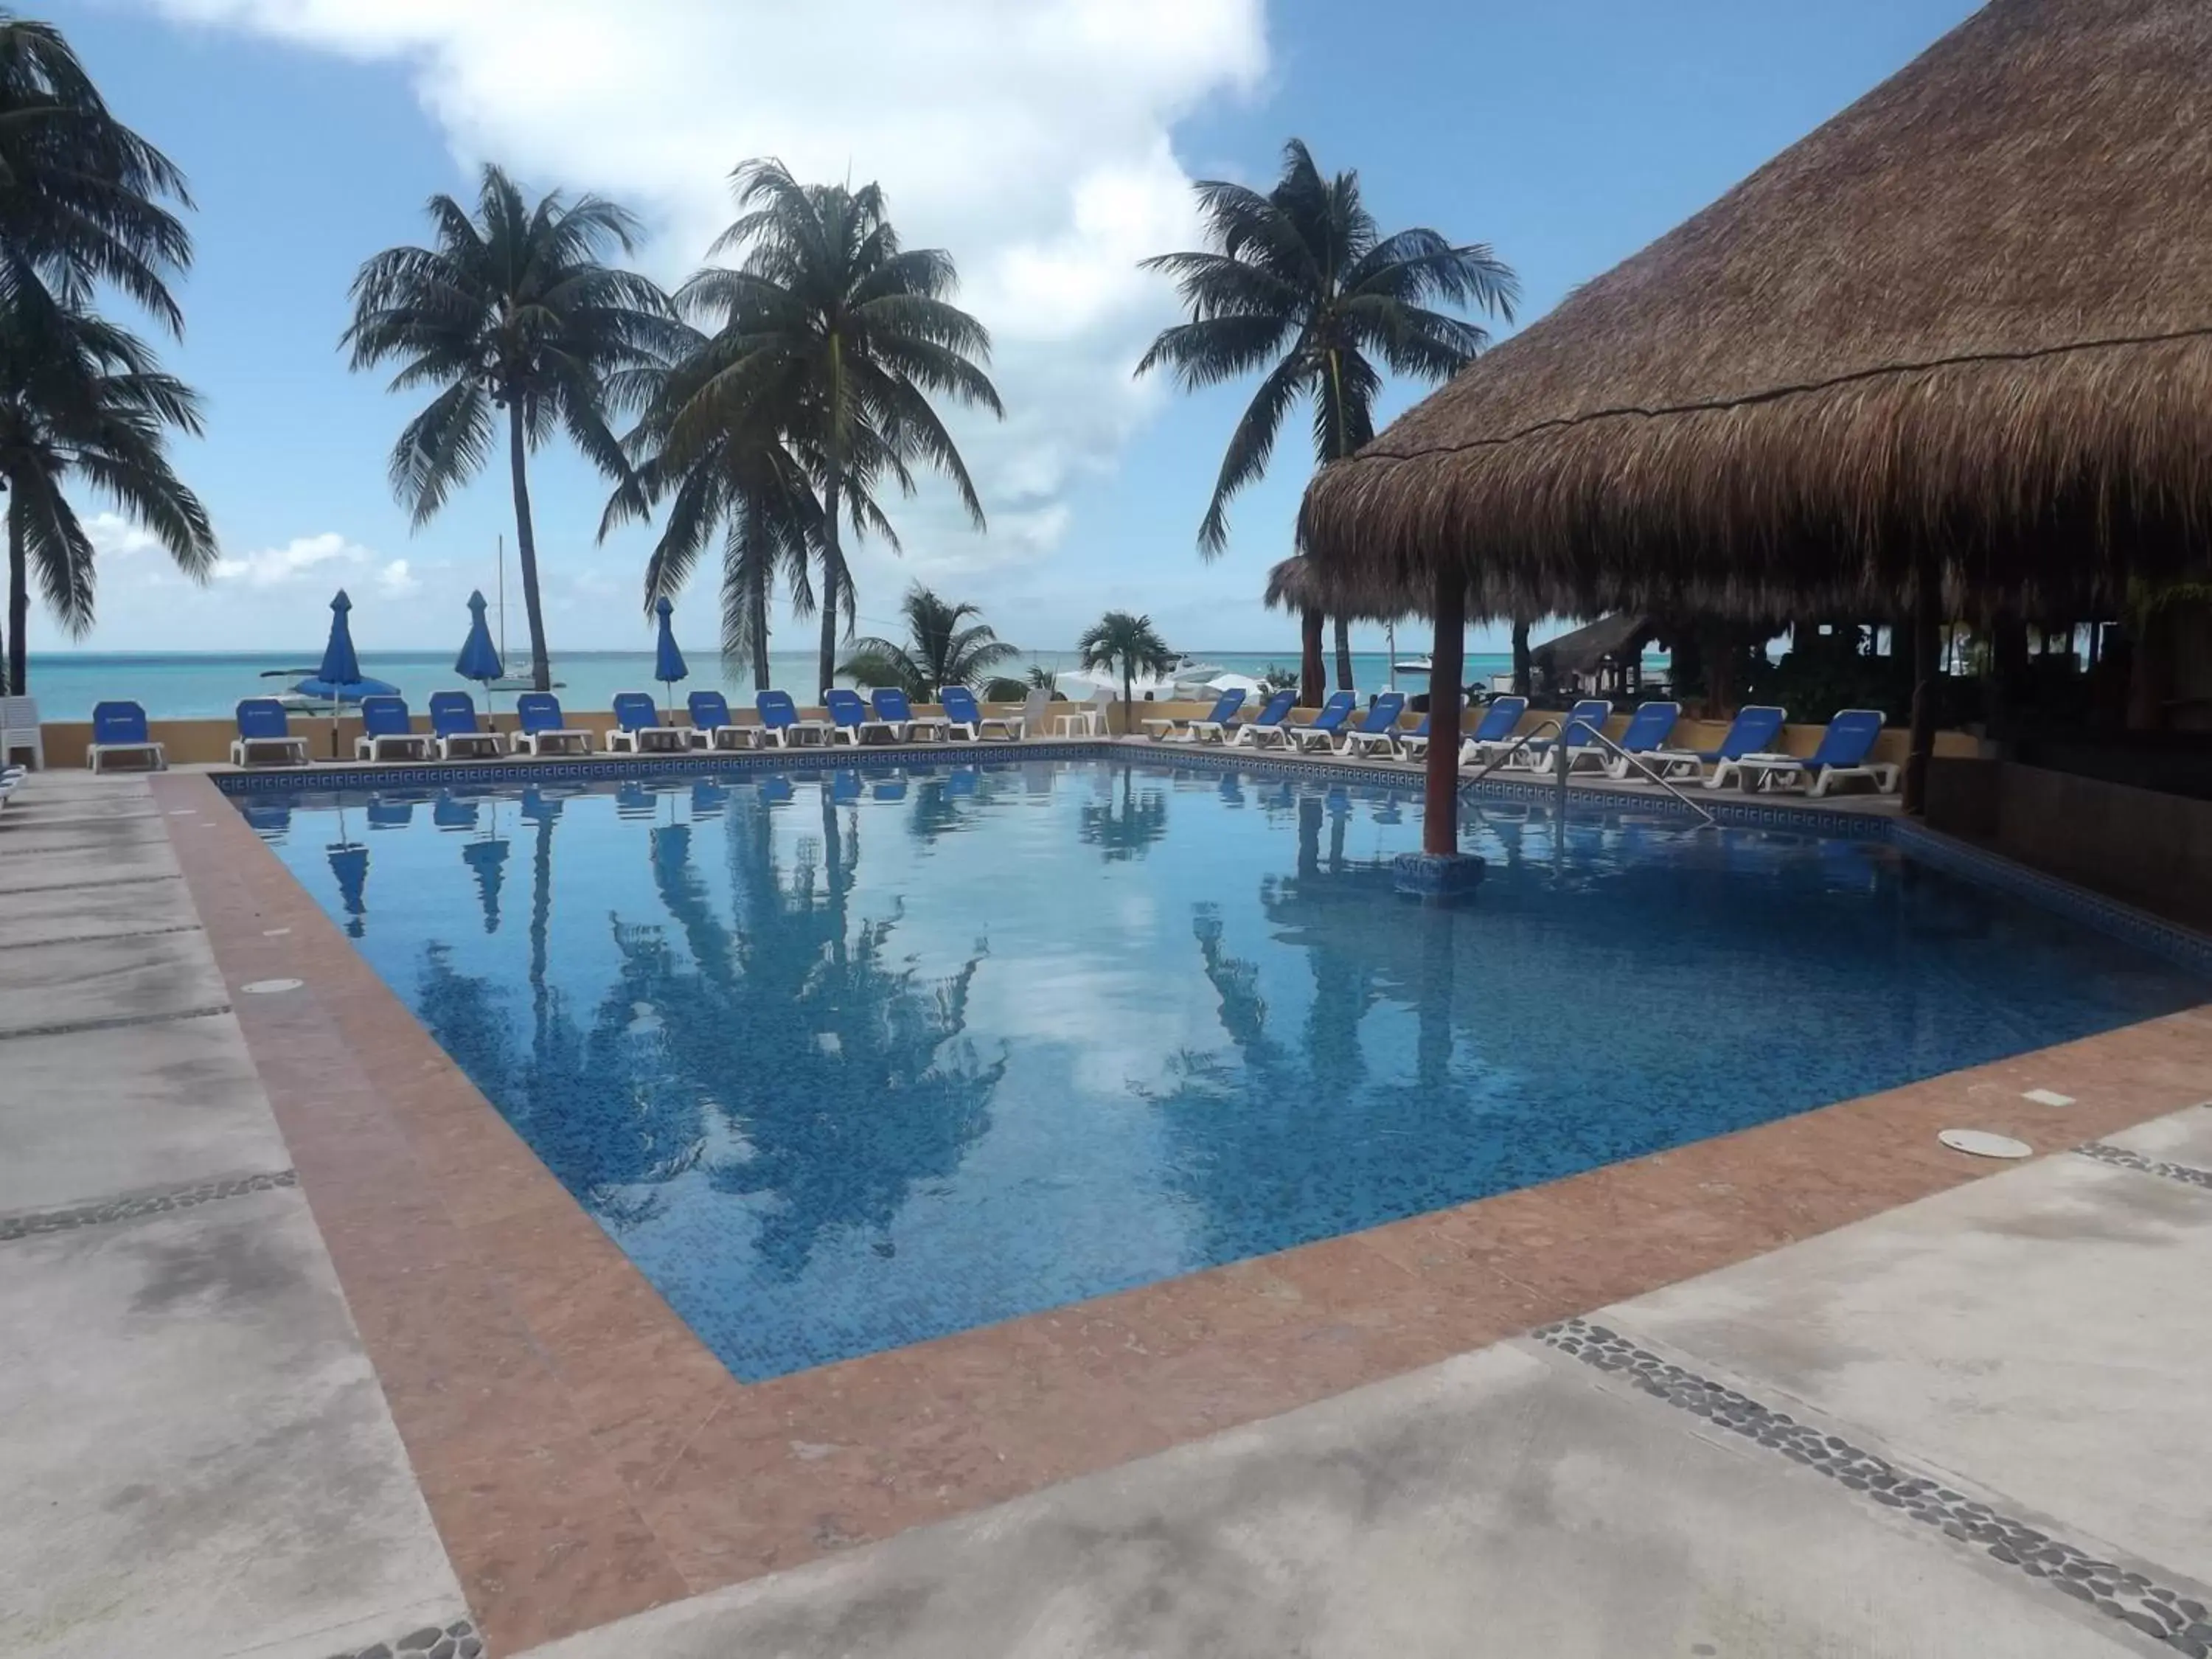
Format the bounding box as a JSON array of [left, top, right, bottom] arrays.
[[2073, 1141, 2212, 1194], [1537, 1319, 2211, 1653], [327, 1616, 480, 1659], [0, 1169, 297, 1243]]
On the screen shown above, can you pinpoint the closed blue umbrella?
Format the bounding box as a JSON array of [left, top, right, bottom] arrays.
[[305, 590, 372, 758], [653, 595, 688, 723], [455, 589, 504, 705]]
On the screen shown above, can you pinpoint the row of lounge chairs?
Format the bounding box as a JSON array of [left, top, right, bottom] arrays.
[[1142, 688, 1898, 796], [212, 684, 1074, 768]]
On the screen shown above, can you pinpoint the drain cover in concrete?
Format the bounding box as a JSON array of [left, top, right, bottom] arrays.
[[1938, 1129, 2033, 1160], [241, 978, 304, 995]]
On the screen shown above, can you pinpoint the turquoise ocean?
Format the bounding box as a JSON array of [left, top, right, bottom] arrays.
[[20, 649, 1533, 722]]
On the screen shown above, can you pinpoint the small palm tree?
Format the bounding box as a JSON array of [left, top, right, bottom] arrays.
[[0, 302, 214, 691], [0, 14, 191, 331], [1138, 139, 1516, 690], [344, 164, 680, 691], [1077, 611, 1175, 714], [664, 160, 1005, 698], [840, 583, 1016, 699]]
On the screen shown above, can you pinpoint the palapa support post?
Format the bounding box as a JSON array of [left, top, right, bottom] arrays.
[[1904, 556, 1941, 815], [1424, 573, 1464, 856], [1395, 571, 1484, 900]]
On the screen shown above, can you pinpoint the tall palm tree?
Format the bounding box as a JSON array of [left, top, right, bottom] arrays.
[[605, 322, 821, 689], [1137, 138, 1517, 691], [343, 164, 680, 691], [839, 582, 1016, 699], [662, 159, 1004, 698], [0, 302, 213, 692], [1077, 609, 1175, 714], [0, 14, 191, 332]]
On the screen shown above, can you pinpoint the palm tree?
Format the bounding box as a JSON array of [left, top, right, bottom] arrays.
[[661, 159, 1004, 698], [839, 582, 1016, 699], [0, 14, 191, 332], [1077, 609, 1175, 714], [343, 164, 680, 691], [1137, 138, 1517, 691], [0, 302, 213, 692], [606, 321, 821, 689]]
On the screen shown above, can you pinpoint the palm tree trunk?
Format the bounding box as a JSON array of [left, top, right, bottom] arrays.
[[6, 507, 26, 698], [1510, 619, 1531, 698], [751, 577, 772, 692], [1333, 614, 1354, 692], [818, 468, 842, 700], [1299, 609, 1325, 706], [507, 403, 553, 694]]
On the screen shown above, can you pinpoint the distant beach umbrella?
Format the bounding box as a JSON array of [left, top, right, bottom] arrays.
[[456, 589, 505, 692], [653, 595, 689, 722], [317, 589, 363, 689]]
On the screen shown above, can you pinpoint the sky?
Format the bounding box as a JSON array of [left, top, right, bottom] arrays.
[[44, 0, 1983, 659]]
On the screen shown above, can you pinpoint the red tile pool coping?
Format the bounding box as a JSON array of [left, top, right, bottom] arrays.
[[151, 770, 2212, 1655]]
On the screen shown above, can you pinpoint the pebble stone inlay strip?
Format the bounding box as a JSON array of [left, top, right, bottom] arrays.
[[1536, 1319, 2212, 1655], [326, 1617, 480, 1659], [0, 1002, 232, 1044], [2074, 1141, 2212, 1194], [0, 1170, 297, 1242]]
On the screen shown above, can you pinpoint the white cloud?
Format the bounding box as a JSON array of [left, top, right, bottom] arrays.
[[84, 512, 164, 564], [375, 557, 422, 598], [210, 529, 375, 587], [143, 0, 1269, 581]]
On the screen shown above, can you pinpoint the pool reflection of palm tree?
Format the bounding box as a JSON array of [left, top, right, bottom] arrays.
[[1079, 765, 1168, 861], [536, 779, 1005, 1271]]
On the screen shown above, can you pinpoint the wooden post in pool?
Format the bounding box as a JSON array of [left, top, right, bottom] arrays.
[[1424, 572, 1465, 857]]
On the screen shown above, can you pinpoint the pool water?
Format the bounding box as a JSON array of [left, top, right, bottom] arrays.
[[240, 758, 2205, 1380]]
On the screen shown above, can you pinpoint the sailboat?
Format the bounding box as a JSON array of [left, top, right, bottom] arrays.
[[484, 535, 562, 692]]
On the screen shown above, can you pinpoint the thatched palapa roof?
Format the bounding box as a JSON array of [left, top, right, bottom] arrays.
[[1262, 554, 1421, 623], [1531, 613, 1655, 677], [1300, 0, 2212, 616]]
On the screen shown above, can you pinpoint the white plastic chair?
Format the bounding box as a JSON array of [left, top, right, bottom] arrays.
[[0, 695, 43, 771]]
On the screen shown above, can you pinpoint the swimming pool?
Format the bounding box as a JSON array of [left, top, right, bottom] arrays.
[[238, 757, 2205, 1380]]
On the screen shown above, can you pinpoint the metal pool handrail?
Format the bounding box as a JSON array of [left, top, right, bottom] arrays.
[[1463, 714, 1719, 830]]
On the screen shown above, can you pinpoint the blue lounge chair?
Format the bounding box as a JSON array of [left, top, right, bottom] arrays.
[[86, 701, 165, 773], [686, 689, 751, 751], [939, 685, 985, 740], [754, 689, 829, 748], [1456, 696, 1531, 768], [1394, 714, 1434, 760], [428, 691, 504, 760], [513, 692, 593, 756], [1338, 692, 1409, 757], [1284, 691, 1358, 753], [606, 691, 686, 754], [872, 686, 947, 742], [1143, 687, 1245, 743], [1717, 709, 1898, 797], [354, 696, 433, 762], [1650, 704, 1788, 784], [1599, 700, 1683, 778], [824, 687, 875, 745], [229, 698, 309, 768], [1227, 689, 1298, 748], [1512, 698, 1612, 773]]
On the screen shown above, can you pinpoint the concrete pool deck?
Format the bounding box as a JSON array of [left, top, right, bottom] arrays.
[[3, 762, 2208, 1658]]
